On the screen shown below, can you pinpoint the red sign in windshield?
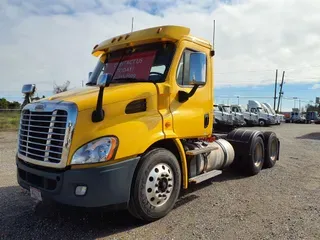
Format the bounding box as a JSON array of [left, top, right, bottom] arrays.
[[104, 50, 156, 80]]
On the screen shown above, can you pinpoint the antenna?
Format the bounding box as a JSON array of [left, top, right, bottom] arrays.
[[212, 19, 216, 47], [210, 20, 215, 56], [131, 17, 134, 32]]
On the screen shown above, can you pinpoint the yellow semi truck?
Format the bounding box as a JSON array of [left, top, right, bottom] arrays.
[[16, 25, 280, 222]]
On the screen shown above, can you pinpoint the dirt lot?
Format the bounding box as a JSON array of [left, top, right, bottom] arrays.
[[0, 124, 319, 240]]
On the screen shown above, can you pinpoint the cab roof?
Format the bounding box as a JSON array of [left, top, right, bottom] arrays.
[[92, 25, 212, 57]]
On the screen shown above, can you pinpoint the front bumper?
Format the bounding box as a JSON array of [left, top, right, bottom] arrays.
[[16, 156, 139, 208]]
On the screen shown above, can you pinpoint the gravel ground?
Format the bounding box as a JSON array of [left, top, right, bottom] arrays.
[[0, 124, 319, 240]]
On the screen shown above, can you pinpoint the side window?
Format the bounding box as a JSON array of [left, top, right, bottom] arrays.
[[251, 108, 257, 113], [176, 49, 206, 86]]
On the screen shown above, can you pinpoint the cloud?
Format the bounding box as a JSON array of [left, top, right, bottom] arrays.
[[311, 84, 320, 89], [1, 0, 320, 97]]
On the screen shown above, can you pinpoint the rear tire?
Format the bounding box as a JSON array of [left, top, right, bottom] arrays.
[[128, 148, 181, 222], [246, 136, 265, 175], [263, 132, 279, 168]]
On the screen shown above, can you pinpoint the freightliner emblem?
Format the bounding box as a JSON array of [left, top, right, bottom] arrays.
[[35, 104, 45, 111]]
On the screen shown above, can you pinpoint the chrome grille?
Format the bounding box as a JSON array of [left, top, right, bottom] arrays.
[[18, 109, 68, 163]]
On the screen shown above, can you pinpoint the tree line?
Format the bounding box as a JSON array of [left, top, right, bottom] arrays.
[[0, 98, 21, 109], [306, 104, 320, 112]]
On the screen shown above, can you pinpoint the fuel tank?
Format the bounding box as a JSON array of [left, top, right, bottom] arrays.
[[185, 139, 235, 178]]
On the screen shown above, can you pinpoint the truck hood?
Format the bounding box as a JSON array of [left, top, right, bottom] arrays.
[[40, 83, 157, 111]]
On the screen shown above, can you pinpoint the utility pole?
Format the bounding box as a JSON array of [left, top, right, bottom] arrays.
[[131, 17, 134, 32], [273, 69, 278, 110], [299, 99, 301, 111], [277, 71, 285, 113]]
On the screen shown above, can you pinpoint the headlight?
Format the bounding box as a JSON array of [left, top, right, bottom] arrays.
[[71, 137, 118, 165]]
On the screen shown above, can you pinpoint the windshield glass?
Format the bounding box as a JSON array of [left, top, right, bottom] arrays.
[[222, 106, 231, 112], [87, 42, 175, 85]]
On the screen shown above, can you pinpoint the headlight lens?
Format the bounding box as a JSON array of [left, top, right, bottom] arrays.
[[71, 137, 118, 164]]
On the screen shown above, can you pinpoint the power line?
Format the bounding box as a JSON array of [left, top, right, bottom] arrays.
[[214, 64, 320, 75]]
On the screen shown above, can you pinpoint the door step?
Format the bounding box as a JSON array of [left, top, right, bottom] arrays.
[[186, 146, 218, 156], [189, 170, 222, 184]]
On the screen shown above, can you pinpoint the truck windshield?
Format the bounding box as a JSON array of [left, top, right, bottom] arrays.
[[257, 107, 263, 113], [240, 106, 247, 112], [222, 106, 231, 113], [87, 42, 175, 85]]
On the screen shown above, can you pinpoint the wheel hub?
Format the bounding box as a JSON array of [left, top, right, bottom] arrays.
[[253, 142, 263, 167], [270, 140, 278, 161], [145, 163, 174, 207]]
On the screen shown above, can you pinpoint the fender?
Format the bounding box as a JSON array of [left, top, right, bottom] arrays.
[[172, 138, 188, 189]]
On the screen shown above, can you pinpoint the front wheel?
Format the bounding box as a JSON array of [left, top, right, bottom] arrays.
[[128, 148, 181, 222], [259, 119, 266, 126]]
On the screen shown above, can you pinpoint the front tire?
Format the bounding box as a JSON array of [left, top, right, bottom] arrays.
[[259, 119, 266, 127], [128, 148, 181, 222]]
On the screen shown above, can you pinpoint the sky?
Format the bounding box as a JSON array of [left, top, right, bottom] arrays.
[[1, 0, 320, 111]]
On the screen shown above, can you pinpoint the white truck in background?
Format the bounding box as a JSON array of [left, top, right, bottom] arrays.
[[247, 100, 275, 126], [286, 108, 307, 123], [220, 104, 245, 127], [213, 104, 233, 127], [231, 104, 259, 126], [262, 103, 282, 125]]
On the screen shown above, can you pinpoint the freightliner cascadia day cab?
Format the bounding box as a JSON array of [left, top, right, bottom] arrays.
[[213, 104, 233, 127], [247, 100, 275, 126], [16, 25, 280, 222], [231, 104, 259, 126]]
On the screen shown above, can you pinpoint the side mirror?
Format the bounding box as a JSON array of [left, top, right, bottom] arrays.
[[97, 73, 112, 87], [22, 84, 36, 94], [189, 52, 207, 86], [88, 72, 93, 80], [177, 52, 207, 103], [92, 73, 113, 123]]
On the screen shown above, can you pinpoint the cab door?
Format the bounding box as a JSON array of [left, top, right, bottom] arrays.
[[169, 41, 212, 138]]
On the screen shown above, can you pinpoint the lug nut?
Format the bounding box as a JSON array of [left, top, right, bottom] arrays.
[[166, 190, 170, 193], [155, 190, 159, 193], [168, 178, 172, 181], [155, 184, 158, 187], [168, 184, 172, 187]]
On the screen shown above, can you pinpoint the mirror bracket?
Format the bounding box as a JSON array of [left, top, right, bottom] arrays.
[[92, 73, 112, 123], [177, 85, 200, 103]]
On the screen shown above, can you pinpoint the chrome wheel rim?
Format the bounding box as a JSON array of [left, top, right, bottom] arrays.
[[254, 142, 263, 167], [270, 140, 278, 161], [145, 163, 174, 207]]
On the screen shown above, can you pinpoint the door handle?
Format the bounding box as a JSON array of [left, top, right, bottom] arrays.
[[204, 113, 209, 128]]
